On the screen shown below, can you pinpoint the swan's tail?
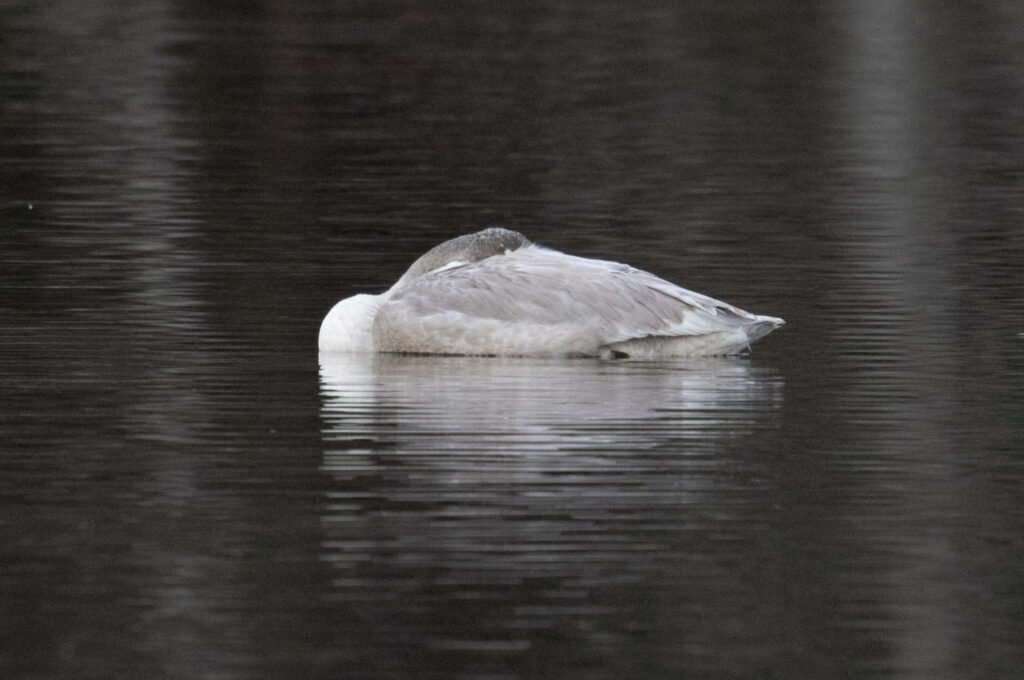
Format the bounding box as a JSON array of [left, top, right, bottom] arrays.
[[744, 315, 785, 345], [604, 314, 784, 358]]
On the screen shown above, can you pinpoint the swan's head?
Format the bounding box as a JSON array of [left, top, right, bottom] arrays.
[[392, 227, 531, 290], [318, 293, 383, 352]]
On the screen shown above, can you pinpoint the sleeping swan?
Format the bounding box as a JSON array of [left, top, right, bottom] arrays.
[[319, 228, 784, 358]]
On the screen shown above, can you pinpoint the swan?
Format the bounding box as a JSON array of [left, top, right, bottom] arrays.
[[319, 228, 784, 358]]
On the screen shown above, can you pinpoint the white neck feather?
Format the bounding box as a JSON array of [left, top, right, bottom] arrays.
[[318, 293, 384, 352]]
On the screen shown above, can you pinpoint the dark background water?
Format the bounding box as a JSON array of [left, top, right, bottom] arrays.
[[2, 1, 1024, 678]]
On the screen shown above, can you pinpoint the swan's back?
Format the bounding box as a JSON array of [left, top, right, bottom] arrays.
[[373, 244, 783, 357]]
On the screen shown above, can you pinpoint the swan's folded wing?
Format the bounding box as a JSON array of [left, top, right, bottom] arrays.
[[373, 246, 762, 355]]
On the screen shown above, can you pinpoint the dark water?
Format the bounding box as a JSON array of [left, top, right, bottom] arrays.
[[3, 1, 1024, 678]]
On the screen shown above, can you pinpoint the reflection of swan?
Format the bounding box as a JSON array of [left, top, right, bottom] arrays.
[[319, 229, 784, 357], [319, 353, 784, 457], [317, 354, 785, 669]]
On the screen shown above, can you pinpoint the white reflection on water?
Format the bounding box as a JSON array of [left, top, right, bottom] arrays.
[[317, 353, 786, 673], [319, 352, 784, 458]]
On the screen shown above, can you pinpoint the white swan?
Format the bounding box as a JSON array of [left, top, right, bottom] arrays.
[[319, 228, 784, 358]]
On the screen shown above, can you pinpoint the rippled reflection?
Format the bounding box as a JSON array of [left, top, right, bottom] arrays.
[[317, 354, 785, 675], [320, 353, 784, 448]]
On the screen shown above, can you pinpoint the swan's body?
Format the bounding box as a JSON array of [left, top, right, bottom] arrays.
[[319, 228, 783, 358]]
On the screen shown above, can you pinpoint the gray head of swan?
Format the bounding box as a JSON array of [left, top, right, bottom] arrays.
[[391, 228, 532, 291], [319, 228, 784, 358]]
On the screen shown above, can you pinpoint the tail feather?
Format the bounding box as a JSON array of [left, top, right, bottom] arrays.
[[744, 315, 785, 344]]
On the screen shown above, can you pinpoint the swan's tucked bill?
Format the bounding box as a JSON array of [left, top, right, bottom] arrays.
[[319, 228, 784, 358]]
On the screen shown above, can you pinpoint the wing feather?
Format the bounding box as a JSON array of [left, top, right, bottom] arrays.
[[373, 246, 763, 355]]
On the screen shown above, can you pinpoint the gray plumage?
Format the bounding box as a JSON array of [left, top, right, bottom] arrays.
[[348, 228, 783, 357]]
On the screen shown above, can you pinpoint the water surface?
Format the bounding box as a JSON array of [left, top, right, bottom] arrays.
[[2, 1, 1024, 678]]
